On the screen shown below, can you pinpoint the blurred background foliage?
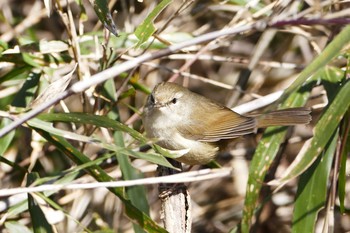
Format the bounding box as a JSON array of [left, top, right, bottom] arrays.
[[0, 0, 349, 232]]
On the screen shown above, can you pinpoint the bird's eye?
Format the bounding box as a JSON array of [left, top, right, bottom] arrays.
[[171, 98, 177, 104]]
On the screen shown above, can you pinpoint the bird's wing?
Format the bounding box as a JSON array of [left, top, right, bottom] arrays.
[[178, 106, 256, 142]]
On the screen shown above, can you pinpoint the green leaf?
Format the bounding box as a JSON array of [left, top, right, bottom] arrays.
[[37, 112, 147, 143], [0, 118, 16, 155], [76, 0, 88, 21], [239, 74, 315, 233], [33, 191, 93, 233], [0, 118, 26, 173], [11, 72, 41, 108], [90, 0, 118, 36], [4, 222, 32, 233], [0, 39, 8, 51], [102, 78, 117, 102], [33, 114, 175, 168], [338, 109, 350, 213], [0, 65, 31, 85], [3, 197, 28, 219], [28, 118, 96, 143], [282, 25, 350, 99], [119, 87, 136, 100], [134, 0, 172, 47], [268, 76, 350, 187], [2, 163, 91, 220], [30, 126, 167, 232], [27, 173, 54, 233], [21, 53, 41, 68], [114, 131, 149, 233], [292, 130, 336, 233], [107, 143, 175, 168]]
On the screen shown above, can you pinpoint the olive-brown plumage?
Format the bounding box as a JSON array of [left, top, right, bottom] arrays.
[[143, 82, 311, 165]]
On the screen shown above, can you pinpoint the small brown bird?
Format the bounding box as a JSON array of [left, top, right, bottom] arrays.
[[143, 82, 311, 165]]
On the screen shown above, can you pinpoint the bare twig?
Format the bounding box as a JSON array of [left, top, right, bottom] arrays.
[[0, 168, 232, 197]]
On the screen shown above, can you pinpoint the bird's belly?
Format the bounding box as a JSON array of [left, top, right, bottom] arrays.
[[143, 112, 218, 165], [156, 131, 219, 165]]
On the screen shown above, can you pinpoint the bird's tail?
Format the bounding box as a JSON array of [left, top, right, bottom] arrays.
[[252, 107, 312, 128]]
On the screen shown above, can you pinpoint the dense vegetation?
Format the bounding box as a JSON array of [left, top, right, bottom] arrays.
[[0, 1, 349, 232]]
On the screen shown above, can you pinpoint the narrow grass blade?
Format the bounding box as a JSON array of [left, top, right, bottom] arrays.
[[115, 131, 149, 233], [291, 130, 337, 233], [338, 110, 350, 213], [32, 115, 175, 168], [27, 173, 54, 233], [268, 78, 350, 187], [134, 0, 172, 47], [90, 0, 118, 36], [37, 112, 147, 143], [282, 25, 350, 99], [31, 126, 167, 232], [239, 77, 315, 233], [11, 72, 40, 108], [4, 222, 32, 233]]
